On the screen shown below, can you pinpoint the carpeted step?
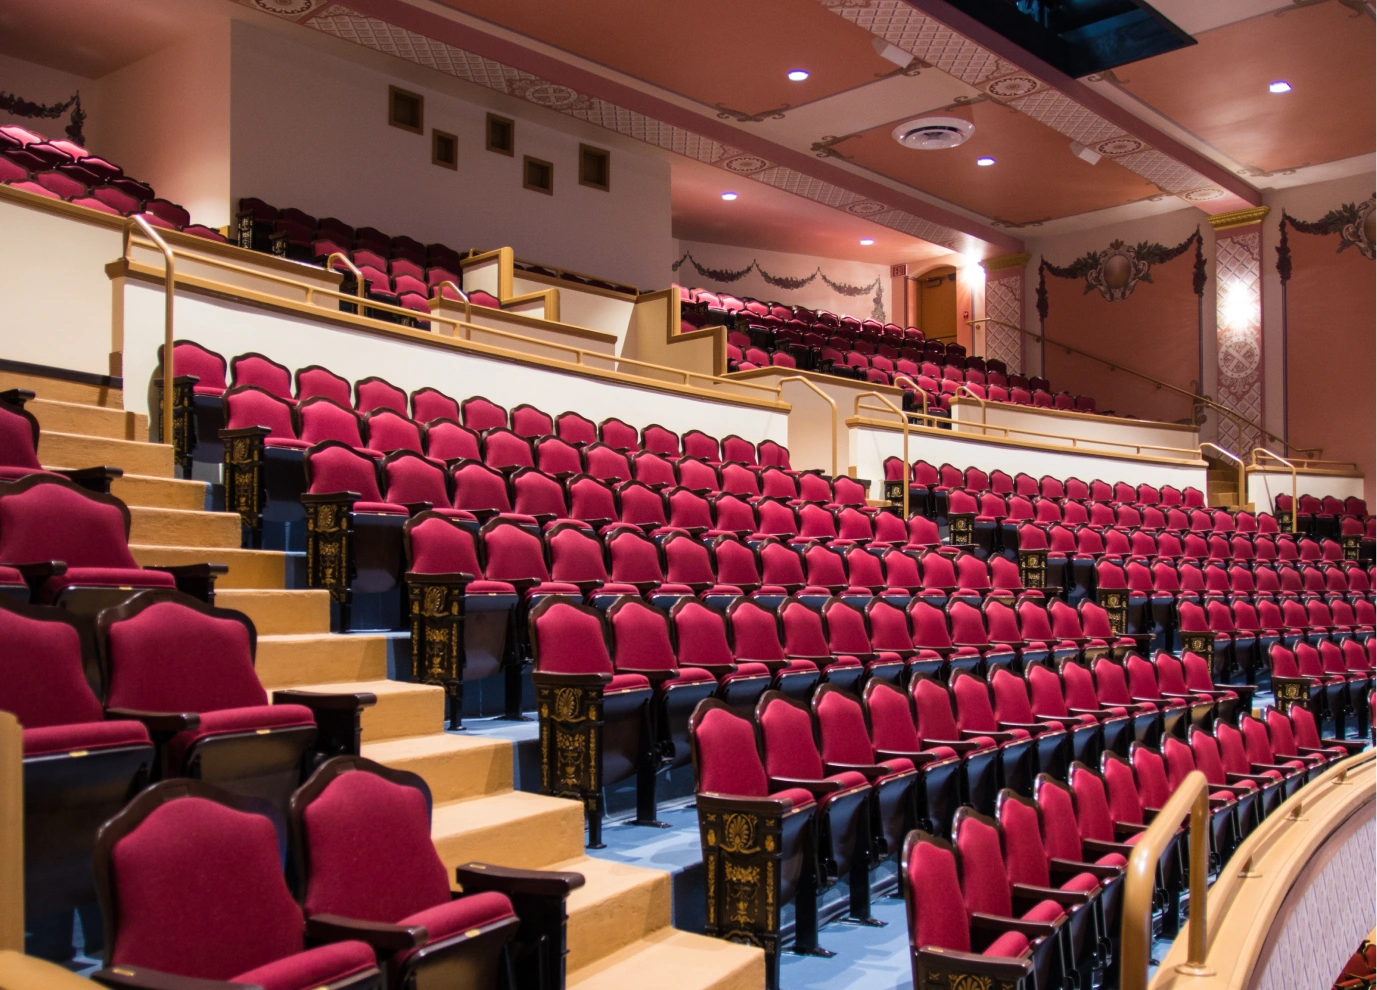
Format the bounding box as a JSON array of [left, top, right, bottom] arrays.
[[37, 430, 173, 477], [285, 679, 443, 742], [559, 856, 673, 971], [128, 505, 241, 548], [566, 928, 762, 990], [110, 473, 208, 511], [255, 631, 390, 688], [363, 733, 513, 803], [431, 790, 586, 870], [26, 397, 147, 441], [131, 544, 284, 589], [217, 589, 331, 635]]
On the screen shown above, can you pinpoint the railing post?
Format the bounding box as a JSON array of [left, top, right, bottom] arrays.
[[777, 376, 838, 478], [1175, 785, 1216, 978], [133, 216, 176, 449]]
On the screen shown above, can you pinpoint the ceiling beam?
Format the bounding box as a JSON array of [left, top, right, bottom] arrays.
[[342, 0, 1025, 253], [900, 0, 1263, 208]]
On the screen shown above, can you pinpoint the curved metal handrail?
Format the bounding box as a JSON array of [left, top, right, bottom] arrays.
[[132, 216, 176, 447], [324, 252, 367, 300], [954, 382, 987, 426], [1199, 442, 1246, 507], [890, 373, 929, 419], [853, 391, 911, 516], [775, 376, 838, 477], [1250, 448, 1297, 530]]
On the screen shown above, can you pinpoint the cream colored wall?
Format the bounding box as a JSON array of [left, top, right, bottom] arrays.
[[673, 240, 892, 322], [849, 423, 1208, 501], [1247, 470, 1365, 512], [0, 55, 91, 136], [0, 195, 123, 376], [511, 275, 635, 342], [228, 21, 674, 292], [118, 281, 788, 445], [949, 398, 1199, 453]]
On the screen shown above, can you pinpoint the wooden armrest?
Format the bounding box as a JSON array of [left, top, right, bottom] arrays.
[[403, 571, 477, 586], [306, 913, 424, 951], [55, 466, 124, 494], [1226, 771, 1275, 785], [301, 492, 362, 506], [93, 966, 257, 990], [875, 748, 957, 766], [217, 426, 271, 440], [915, 946, 1032, 981], [454, 861, 586, 898], [696, 791, 807, 814], [1013, 882, 1091, 906], [1113, 821, 1149, 837], [923, 737, 984, 754], [971, 912, 1059, 938], [1082, 837, 1135, 857], [273, 689, 378, 712], [963, 728, 1019, 743], [1049, 857, 1121, 880], [0, 389, 35, 407], [824, 761, 905, 781], [768, 776, 843, 797]]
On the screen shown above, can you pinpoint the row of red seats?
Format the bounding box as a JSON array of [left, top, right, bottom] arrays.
[[0, 124, 223, 241]]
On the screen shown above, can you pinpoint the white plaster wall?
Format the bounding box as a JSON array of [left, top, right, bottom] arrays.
[[0, 55, 93, 136], [228, 21, 674, 293], [1247, 471, 1366, 512], [511, 275, 635, 343], [674, 240, 892, 323], [0, 196, 123, 376], [950, 399, 1199, 453], [850, 424, 1208, 501], [119, 282, 787, 445]]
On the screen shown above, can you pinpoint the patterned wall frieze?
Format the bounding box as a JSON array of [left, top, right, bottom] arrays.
[[1214, 227, 1265, 453], [298, 4, 964, 250], [982, 271, 1025, 372]]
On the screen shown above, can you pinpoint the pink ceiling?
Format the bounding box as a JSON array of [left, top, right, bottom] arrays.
[[0, 0, 226, 77], [671, 157, 953, 265], [1113, 2, 1375, 174]]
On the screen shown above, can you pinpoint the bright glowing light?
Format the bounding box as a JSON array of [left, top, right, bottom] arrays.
[[720, 191, 738, 201], [1268, 80, 1292, 94], [859, 238, 875, 246], [964, 251, 984, 268], [787, 70, 810, 82], [976, 156, 996, 166], [1220, 278, 1257, 331]]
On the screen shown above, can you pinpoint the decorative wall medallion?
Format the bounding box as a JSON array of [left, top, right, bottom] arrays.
[[985, 74, 1039, 98], [715, 103, 791, 123], [1340, 197, 1376, 259], [512, 81, 585, 110], [1218, 330, 1261, 378], [243, 0, 324, 16], [845, 200, 886, 216], [1181, 186, 1227, 202], [720, 155, 771, 174], [1095, 136, 1145, 156], [1039, 230, 1205, 310]]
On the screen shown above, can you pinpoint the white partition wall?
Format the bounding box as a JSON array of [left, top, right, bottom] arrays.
[[850, 421, 1209, 500], [949, 398, 1199, 454], [118, 281, 789, 445], [1247, 469, 1366, 512]]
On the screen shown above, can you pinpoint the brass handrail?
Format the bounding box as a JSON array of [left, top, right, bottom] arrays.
[[432, 280, 468, 305], [122, 232, 784, 403], [968, 317, 1314, 457], [1199, 442, 1246, 505], [775, 376, 838, 476], [853, 392, 910, 516], [955, 382, 987, 425], [890, 374, 929, 419], [1121, 770, 1213, 990], [324, 252, 366, 302], [132, 216, 176, 448], [1250, 448, 1297, 525]]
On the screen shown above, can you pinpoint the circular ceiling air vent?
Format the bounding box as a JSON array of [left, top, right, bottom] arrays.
[[891, 116, 975, 150]]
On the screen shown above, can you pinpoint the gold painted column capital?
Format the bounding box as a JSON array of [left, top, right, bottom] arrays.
[[1208, 206, 1271, 232], [981, 252, 1031, 274]]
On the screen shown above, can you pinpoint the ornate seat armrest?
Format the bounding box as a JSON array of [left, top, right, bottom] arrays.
[[92, 965, 257, 990], [56, 466, 124, 494], [11, 560, 65, 598], [454, 862, 586, 898], [145, 563, 230, 604], [1067, 707, 1111, 719], [1049, 857, 1121, 880], [301, 491, 362, 507], [1012, 882, 1092, 907], [615, 667, 677, 687], [1250, 761, 1297, 775], [1113, 821, 1149, 837], [1296, 746, 1333, 757], [971, 912, 1059, 938], [1130, 696, 1164, 706], [400, 501, 435, 516], [1230, 685, 1257, 704], [272, 690, 377, 758], [696, 791, 805, 814], [306, 913, 425, 951], [1082, 837, 1135, 857], [105, 708, 200, 734], [768, 776, 843, 797], [1323, 738, 1369, 755], [915, 946, 1033, 982], [1159, 691, 1198, 701], [999, 720, 1053, 735], [1208, 796, 1232, 809]]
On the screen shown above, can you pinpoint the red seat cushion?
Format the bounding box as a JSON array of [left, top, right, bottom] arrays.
[[22, 719, 150, 757], [926, 745, 959, 761], [608, 673, 651, 692], [1208, 790, 1237, 802], [967, 735, 998, 750], [731, 662, 771, 677], [351, 501, 410, 515], [983, 930, 1031, 958], [42, 567, 175, 600], [264, 437, 311, 449], [879, 757, 915, 773], [398, 891, 514, 949], [166, 704, 315, 768], [0, 564, 24, 586], [192, 384, 225, 397], [667, 667, 716, 685], [524, 582, 584, 598], [465, 580, 518, 595], [768, 787, 817, 808], [1022, 899, 1065, 923], [826, 770, 870, 790], [231, 941, 377, 990], [1096, 852, 1127, 868], [1061, 872, 1101, 893]]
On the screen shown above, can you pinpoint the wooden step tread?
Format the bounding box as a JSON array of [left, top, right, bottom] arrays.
[[216, 589, 331, 635], [131, 544, 284, 590], [255, 632, 392, 689], [128, 505, 242, 549], [27, 397, 148, 442], [432, 790, 586, 871], [281, 679, 442, 742], [555, 855, 673, 971], [38, 431, 172, 477], [111, 473, 208, 511], [566, 927, 762, 990], [0, 372, 123, 409], [363, 733, 513, 803]]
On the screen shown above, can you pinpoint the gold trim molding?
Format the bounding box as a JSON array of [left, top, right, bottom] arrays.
[[981, 252, 1031, 273], [1207, 206, 1271, 232]]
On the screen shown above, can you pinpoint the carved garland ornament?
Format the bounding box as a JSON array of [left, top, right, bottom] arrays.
[[1036, 229, 1205, 320]]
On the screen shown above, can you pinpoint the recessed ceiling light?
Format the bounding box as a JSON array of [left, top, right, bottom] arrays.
[[721, 191, 738, 201], [976, 156, 996, 167], [859, 238, 875, 246], [1268, 80, 1292, 94], [787, 69, 810, 82]]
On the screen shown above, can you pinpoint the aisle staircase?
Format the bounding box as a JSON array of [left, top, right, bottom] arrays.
[[1202, 450, 1249, 511], [14, 371, 762, 990]]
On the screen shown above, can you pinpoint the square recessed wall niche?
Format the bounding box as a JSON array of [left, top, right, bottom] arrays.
[[486, 113, 514, 156], [388, 86, 424, 134], [579, 144, 610, 191], [432, 130, 457, 170], [523, 156, 553, 195]]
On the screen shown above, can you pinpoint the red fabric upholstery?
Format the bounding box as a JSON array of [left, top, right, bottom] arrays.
[[356, 379, 408, 416], [695, 706, 770, 796], [1036, 783, 1085, 861], [609, 600, 677, 671], [907, 840, 972, 952], [231, 941, 377, 990], [365, 410, 423, 454], [398, 890, 515, 946], [408, 516, 483, 577], [999, 797, 1051, 886], [0, 607, 104, 727], [533, 601, 613, 675], [1103, 759, 1144, 825], [815, 689, 877, 766], [0, 482, 139, 570], [41, 567, 174, 600], [956, 816, 1017, 917], [167, 704, 315, 767], [307, 444, 384, 501], [730, 601, 786, 663], [23, 719, 150, 757], [1070, 768, 1116, 842], [0, 405, 41, 472], [232, 355, 292, 400]]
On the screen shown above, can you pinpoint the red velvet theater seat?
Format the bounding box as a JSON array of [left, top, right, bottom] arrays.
[[154, 339, 229, 477], [92, 780, 382, 990], [291, 756, 584, 990], [668, 598, 770, 711], [96, 590, 372, 817], [0, 598, 153, 960], [0, 475, 221, 611]]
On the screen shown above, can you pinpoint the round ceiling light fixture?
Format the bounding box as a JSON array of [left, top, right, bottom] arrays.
[[721, 191, 738, 201], [787, 69, 810, 82], [891, 116, 975, 150], [976, 156, 996, 166], [1268, 80, 1292, 93], [859, 238, 875, 246]]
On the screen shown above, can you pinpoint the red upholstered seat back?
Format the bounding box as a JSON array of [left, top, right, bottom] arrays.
[[632, 452, 677, 489], [1092, 658, 1133, 706], [109, 797, 305, 979], [814, 690, 875, 765], [584, 444, 632, 485], [556, 412, 598, 447], [1103, 757, 1144, 824], [999, 798, 1051, 886], [867, 600, 913, 651], [948, 601, 989, 646], [0, 482, 137, 569], [677, 458, 720, 493], [721, 435, 757, 466], [844, 546, 885, 590], [599, 417, 640, 453], [410, 387, 461, 425], [866, 681, 922, 751], [452, 462, 512, 514], [1125, 655, 1161, 700], [1131, 747, 1171, 808], [384, 453, 450, 508], [759, 541, 803, 587], [1049, 601, 1085, 639], [805, 545, 846, 590], [512, 469, 567, 520], [955, 815, 1013, 917], [295, 365, 352, 406], [671, 601, 732, 666], [1162, 737, 1197, 789], [664, 534, 714, 586], [908, 601, 953, 650], [618, 482, 667, 527], [0, 605, 103, 727], [298, 398, 363, 448], [462, 396, 509, 432], [1070, 767, 1116, 841], [608, 529, 664, 584], [1036, 781, 1084, 860], [682, 430, 721, 464], [912, 678, 960, 742], [991, 668, 1036, 723], [1287, 706, 1325, 750], [1241, 716, 1278, 763], [758, 440, 791, 470], [0, 403, 41, 470], [642, 425, 681, 458], [694, 706, 768, 797], [482, 523, 550, 582], [534, 436, 583, 477], [730, 601, 785, 662], [231, 354, 292, 400], [307, 444, 384, 501], [568, 477, 615, 525], [302, 769, 451, 923], [713, 536, 758, 588], [907, 840, 972, 952], [609, 599, 676, 671], [1027, 664, 1070, 717], [364, 409, 423, 455], [105, 600, 265, 713], [758, 697, 824, 778], [354, 378, 407, 415], [951, 673, 999, 732], [532, 600, 612, 675], [224, 386, 296, 441], [510, 404, 553, 438], [426, 421, 480, 462], [780, 599, 829, 657], [482, 428, 534, 471], [548, 526, 608, 583], [407, 515, 483, 577], [823, 599, 871, 655], [170, 342, 228, 391]]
